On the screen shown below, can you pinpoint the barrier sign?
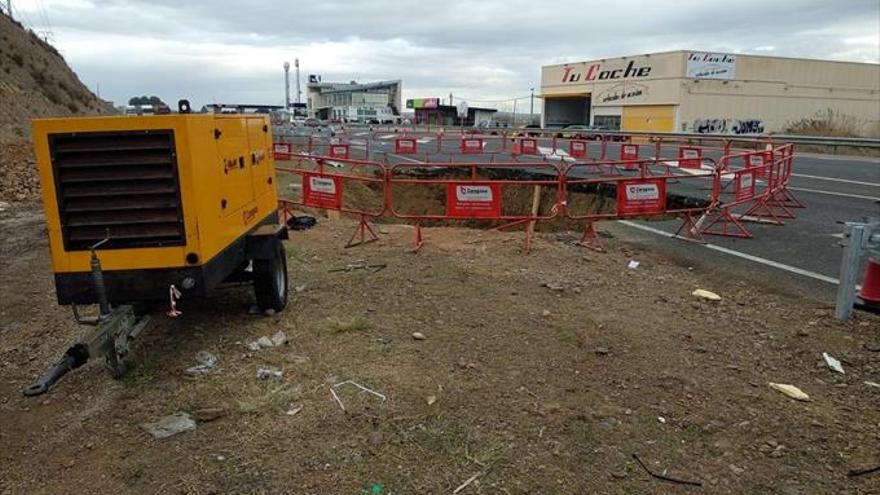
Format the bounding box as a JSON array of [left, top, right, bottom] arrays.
[[302, 172, 343, 209], [678, 147, 702, 169], [617, 178, 666, 214], [273, 142, 292, 160], [329, 144, 350, 159], [747, 151, 771, 177], [734, 170, 756, 202], [520, 138, 538, 155], [446, 183, 501, 218], [461, 138, 484, 154], [569, 140, 588, 159], [620, 143, 640, 161], [395, 138, 418, 154]]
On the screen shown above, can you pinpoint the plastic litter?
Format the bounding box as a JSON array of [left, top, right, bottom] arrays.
[[257, 368, 283, 380], [330, 380, 387, 412], [141, 412, 196, 439], [271, 330, 288, 347], [692, 289, 721, 301], [822, 352, 845, 374], [627, 260, 640, 269], [185, 351, 218, 375], [865, 381, 880, 389], [768, 382, 811, 401]]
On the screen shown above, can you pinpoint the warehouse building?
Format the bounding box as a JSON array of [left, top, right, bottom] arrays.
[[306, 78, 402, 123], [540, 51, 880, 135], [407, 98, 498, 126]]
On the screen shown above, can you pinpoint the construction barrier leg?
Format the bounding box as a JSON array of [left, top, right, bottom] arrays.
[[692, 208, 751, 239], [345, 214, 380, 248], [496, 219, 536, 253], [412, 221, 424, 253], [578, 221, 604, 251], [774, 188, 806, 209], [675, 212, 710, 242]]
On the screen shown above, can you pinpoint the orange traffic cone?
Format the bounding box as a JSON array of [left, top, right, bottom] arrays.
[[859, 258, 880, 303]]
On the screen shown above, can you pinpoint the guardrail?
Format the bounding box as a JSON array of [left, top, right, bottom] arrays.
[[274, 123, 879, 154]]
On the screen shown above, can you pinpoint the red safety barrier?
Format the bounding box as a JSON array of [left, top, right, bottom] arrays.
[[395, 137, 418, 154], [678, 147, 702, 169], [460, 137, 484, 154], [694, 144, 801, 239], [569, 140, 589, 159], [273, 142, 293, 160], [564, 157, 719, 248], [276, 155, 386, 247], [329, 143, 350, 159], [388, 162, 564, 252], [620, 143, 640, 161]]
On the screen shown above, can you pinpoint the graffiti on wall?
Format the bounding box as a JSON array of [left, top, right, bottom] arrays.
[[692, 118, 764, 135]]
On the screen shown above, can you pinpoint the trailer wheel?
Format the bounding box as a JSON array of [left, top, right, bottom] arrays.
[[253, 240, 288, 312]]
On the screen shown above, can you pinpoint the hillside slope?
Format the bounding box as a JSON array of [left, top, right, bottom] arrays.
[[0, 13, 115, 200], [0, 13, 115, 139]]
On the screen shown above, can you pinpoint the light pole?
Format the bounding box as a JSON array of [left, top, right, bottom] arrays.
[[529, 88, 534, 125]]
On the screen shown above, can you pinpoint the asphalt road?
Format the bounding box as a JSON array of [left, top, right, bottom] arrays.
[[282, 128, 880, 303]]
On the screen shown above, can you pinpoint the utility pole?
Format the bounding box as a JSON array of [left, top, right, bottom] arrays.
[[294, 58, 301, 104], [449, 92, 453, 106], [529, 88, 534, 125], [6, 0, 12, 19], [283, 62, 290, 109]]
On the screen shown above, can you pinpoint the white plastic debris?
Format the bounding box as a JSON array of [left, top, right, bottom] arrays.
[[768, 382, 811, 402], [865, 381, 880, 389], [256, 336, 274, 349], [141, 412, 196, 439], [692, 289, 722, 301], [286, 405, 304, 416], [271, 330, 288, 347], [246, 341, 261, 352], [256, 368, 283, 380], [627, 260, 640, 269], [185, 351, 218, 375], [657, 416, 667, 424], [821, 352, 845, 374]]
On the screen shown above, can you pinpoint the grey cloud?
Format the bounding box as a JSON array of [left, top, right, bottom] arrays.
[[15, 0, 880, 107]]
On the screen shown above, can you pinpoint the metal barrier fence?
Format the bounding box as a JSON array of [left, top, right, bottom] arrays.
[[272, 137, 803, 252]]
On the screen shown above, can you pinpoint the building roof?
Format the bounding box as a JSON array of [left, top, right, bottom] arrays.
[[541, 49, 880, 69], [307, 80, 401, 93]]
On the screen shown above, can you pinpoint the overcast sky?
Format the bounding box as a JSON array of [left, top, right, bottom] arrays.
[[10, 0, 880, 110]]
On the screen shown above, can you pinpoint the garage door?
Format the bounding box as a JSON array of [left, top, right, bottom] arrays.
[[621, 105, 675, 132]]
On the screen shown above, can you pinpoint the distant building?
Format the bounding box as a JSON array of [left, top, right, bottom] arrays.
[[540, 50, 880, 135], [306, 79, 402, 122], [408, 98, 498, 126], [200, 103, 283, 114]]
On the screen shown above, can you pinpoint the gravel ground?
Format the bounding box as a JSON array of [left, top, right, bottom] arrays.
[[0, 202, 878, 494]]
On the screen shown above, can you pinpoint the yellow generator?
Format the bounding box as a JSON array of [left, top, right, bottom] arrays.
[[25, 101, 289, 395]]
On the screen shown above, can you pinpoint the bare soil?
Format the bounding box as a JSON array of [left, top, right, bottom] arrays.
[[1, 201, 878, 495]]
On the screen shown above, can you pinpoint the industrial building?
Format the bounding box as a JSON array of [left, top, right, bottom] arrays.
[[408, 98, 498, 126], [306, 78, 402, 122], [540, 51, 880, 135]]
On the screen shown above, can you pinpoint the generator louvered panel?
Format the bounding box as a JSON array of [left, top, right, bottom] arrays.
[[49, 130, 185, 250]]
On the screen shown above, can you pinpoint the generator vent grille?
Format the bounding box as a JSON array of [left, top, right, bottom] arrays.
[[48, 130, 186, 250]]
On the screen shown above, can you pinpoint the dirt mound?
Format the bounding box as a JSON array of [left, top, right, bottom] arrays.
[[0, 139, 36, 201]]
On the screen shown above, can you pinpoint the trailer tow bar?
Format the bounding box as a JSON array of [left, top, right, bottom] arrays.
[[23, 236, 151, 396]]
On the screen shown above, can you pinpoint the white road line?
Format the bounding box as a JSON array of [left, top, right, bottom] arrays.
[[792, 173, 880, 187], [377, 134, 396, 139], [616, 220, 840, 285], [788, 187, 879, 201], [417, 137, 433, 144]]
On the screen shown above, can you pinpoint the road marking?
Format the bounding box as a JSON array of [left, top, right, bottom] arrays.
[[377, 134, 396, 139], [792, 173, 880, 187], [788, 187, 879, 201], [417, 137, 433, 143], [617, 220, 840, 285]]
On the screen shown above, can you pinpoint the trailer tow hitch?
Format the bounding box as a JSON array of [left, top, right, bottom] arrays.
[[23, 237, 151, 396]]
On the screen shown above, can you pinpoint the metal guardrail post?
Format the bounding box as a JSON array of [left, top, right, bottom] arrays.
[[836, 224, 865, 321]]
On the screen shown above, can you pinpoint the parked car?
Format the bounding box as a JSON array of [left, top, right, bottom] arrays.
[[303, 118, 321, 127], [556, 124, 595, 139]]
